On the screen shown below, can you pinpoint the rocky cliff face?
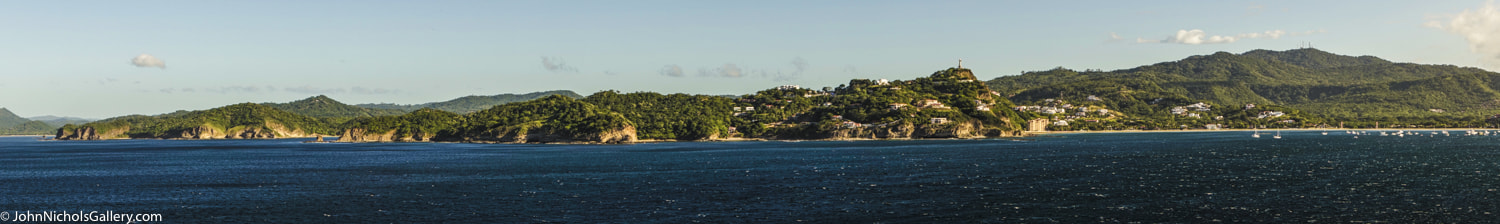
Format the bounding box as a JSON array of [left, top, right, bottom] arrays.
[[56, 120, 313, 140], [336, 128, 399, 142], [586, 124, 638, 143], [914, 121, 981, 138], [55, 126, 129, 140], [451, 124, 638, 144], [821, 121, 1004, 140]]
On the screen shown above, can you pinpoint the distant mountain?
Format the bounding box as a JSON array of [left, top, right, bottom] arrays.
[[0, 108, 54, 135], [986, 48, 1500, 118], [356, 90, 583, 114], [262, 95, 407, 120], [27, 115, 94, 127]]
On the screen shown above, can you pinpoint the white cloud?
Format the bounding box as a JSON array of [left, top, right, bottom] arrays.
[[660, 65, 684, 77], [1138, 29, 1319, 45], [1165, 29, 1238, 44], [722, 63, 742, 77], [699, 63, 742, 78], [1431, 1, 1500, 69], [130, 54, 165, 68], [1237, 30, 1287, 39], [541, 57, 578, 73]]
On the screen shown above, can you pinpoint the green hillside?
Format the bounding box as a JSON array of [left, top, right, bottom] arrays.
[[57, 103, 332, 140], [582, 91, 735, 140], [0, 108, 54, 135], [986, 48, 1500, 129], [356, 90, 583, 113], [455, 95, 634, 143], [263, 95, 407, 124]]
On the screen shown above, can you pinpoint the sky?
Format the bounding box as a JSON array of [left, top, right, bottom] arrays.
[[2, 0, 1499, 118]]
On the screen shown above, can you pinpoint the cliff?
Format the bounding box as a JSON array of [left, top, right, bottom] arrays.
[[53, 103, 330, 140], [55, 125, 130, 140]]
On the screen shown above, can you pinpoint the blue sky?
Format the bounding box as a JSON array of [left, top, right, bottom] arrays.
[[2, 0, 1497, 118]]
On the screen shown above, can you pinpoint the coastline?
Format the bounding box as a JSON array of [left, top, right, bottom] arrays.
[[1036, 128, 1500, 135]]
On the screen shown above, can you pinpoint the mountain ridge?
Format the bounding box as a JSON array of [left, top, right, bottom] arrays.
[[355, 90, 583, 114], [987, 48, 1500, 120]]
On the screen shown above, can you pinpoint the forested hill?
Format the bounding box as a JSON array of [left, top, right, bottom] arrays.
[[356, 90, 583, 113], [56, 103, 330, 140], [262, 95, 408, 120], [0, 108, 53, 135], [986, 48, 1500, 118]]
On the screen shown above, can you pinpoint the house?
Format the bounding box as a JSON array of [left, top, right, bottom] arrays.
[[918, 99, 947, 108], [1075, 112, 1087, 116], [733, 107, 743, 111], [777, 85, 801, 91], [830, 115, 843, 120], [1257, 111, 1285, 119], [841, 121, 862, 128], [1087, 95, 1102, 101], [1170, 106, 1188, 115], [1214, 116, 1224, 120], [1244, 104, 1256, 110], [1052, 120, 1070, 126], [1187, 102, 1211, 111], [744, 107, 755, 111], [974, 100, 991, 111], [1205, 124, 1222, 130], [1430, 108, 1446, 113], [1096, 108, 1110, 115], [890, 103, 909, 110], [930, 117, 949, 124], [875, 79, 890, 85], [1187, 113, 1201, 118], [821, 102, 833, 106]]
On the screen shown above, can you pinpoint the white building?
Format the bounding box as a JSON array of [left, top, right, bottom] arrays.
[[1170, 106, 1188, 115], [875, 79, 890, 85], [1052, 120, 1069, 126], [777, 85, 801, 91]]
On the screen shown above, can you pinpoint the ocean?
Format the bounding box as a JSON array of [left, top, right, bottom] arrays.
[[1, 131, 1498, 223]]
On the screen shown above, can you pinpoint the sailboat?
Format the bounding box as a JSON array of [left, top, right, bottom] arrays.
[[1252, 129, 1261, 138], [1273, 130, 1282, 139]]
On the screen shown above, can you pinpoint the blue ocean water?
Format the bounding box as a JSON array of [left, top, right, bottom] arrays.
[[1, 131, 1499, 223]]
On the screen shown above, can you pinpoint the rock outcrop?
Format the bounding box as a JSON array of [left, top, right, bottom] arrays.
[[57, 120, 312, 140], [473, 124, 638, 144], [55, 126, 129, 140], [335, 128, 399, 142]]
